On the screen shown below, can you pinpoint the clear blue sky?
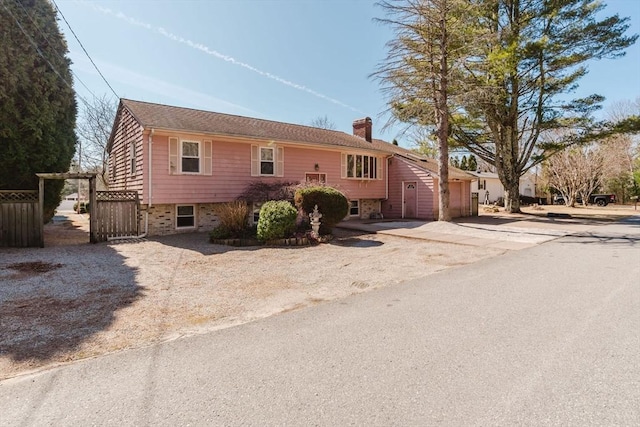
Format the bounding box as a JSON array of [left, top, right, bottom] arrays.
[[55, 0, 640, 147]]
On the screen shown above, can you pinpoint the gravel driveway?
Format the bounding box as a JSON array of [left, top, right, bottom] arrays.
[[0, 216, 504, 379]]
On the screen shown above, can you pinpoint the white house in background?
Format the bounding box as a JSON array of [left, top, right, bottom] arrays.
[[470, 171, 537, 204]]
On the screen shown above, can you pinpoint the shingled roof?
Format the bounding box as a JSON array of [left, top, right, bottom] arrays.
[[111, 99, 475, 181], [115, 99, 390, 153]]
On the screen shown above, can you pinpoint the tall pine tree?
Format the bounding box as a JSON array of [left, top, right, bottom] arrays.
[[377, 0, 637, 214], [0, 0, 77, 219], [453, 0, 637, 212], [376, 0, 482, 221]]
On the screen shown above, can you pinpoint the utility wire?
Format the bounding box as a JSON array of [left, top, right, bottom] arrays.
[[1, 0, 92, 108], [13, 0, 99, 101], [51, 0, 120, 99]]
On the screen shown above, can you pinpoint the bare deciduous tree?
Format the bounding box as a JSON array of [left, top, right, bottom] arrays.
[[76, 95, 118, 188], [309, 115, 336, 130], [544, 146, 605, 207]]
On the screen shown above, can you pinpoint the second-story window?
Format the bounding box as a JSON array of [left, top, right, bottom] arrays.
[[182, 141, 200, 173], [345, 154, 378, 179], [251, 144, 284, 177], [260, 147, 274, 175]]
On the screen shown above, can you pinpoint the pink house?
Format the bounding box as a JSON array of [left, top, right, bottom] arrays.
[[107, 99, 473, 236], [374, 143, 475, 219]]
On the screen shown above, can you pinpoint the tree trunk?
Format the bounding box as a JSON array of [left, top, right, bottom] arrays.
[[437, 5, 451, 222], [503, 178, 520, 212], [438, 150, 451, 221]]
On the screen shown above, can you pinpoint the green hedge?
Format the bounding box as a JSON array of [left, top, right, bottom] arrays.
[[294, 186, 348, 234], [72, 202, 90, 213], [257, 200, 297, 241]]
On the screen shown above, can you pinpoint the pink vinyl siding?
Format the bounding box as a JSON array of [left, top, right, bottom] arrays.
[[448, 181, 471, 217], [384, 156, 471, 219], [285, 147, 386, 201], [109, 108, 144, 194], [145, 133, 387, 205], [383, 157, 435, 220]]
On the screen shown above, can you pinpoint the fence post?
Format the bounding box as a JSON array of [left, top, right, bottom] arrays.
[[38, 178, 44, 247], [90, 176, 97, 243]]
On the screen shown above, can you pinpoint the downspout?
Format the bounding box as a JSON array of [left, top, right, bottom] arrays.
[[148, 128, 154, 207], [385, 156, 391, 201]]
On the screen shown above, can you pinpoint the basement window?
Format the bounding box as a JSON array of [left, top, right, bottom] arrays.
[[349, 200, 360, 217], [176, 205, 195, 228]]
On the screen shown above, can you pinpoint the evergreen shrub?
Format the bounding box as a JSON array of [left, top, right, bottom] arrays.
[[257, 200, 297, 241], [294, 186, 348, 234]]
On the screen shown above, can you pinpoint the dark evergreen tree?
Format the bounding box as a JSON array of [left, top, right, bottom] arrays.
[[0, 0, 77, 220], [468, 154, 478, 171], [460, 155, 468, 171]]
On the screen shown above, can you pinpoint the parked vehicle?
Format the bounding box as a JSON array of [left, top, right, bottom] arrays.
[[588, 194, 616, 206], [553, 194, 616, 206], [553, 195, 574, 205]]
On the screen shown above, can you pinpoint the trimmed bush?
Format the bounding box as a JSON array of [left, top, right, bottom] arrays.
[[257, 200, 297, 241], [294, 186, 348, 234]]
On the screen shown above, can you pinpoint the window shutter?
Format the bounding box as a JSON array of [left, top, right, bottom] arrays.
[[276, 146, 284, 177], [203, 140, 212, 175], [341, 153, 347, 179], [377, 156, 383, 180], [169, 137, 178, 174], [251, 145, 259, 176]]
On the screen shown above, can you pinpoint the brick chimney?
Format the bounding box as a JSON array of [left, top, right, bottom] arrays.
[[353, 117, 372, 142]]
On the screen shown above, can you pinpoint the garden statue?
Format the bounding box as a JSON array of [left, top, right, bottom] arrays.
[[309, 204, 322, 238]]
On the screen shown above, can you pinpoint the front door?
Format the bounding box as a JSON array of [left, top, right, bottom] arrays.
[[403, 182, 417, 218]]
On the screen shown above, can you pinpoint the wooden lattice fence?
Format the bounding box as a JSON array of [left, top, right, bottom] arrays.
[[0, 190, 41, 247], [95, 190, 140, 241]]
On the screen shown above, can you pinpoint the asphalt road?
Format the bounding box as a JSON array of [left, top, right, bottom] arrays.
[[2, 217, 639, 426]]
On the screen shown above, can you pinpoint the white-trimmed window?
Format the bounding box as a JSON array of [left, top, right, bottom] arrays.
[[342, 154, 380, 180], [251, 145, 284, 177], [181, 141, 200, 173], [129, 142, 136, 175], [305, 173, 327, 183], [349, 200, 360, 216], [169, 138, 212, 175], [260, 147, 274, 175], [478, 179, 486, 190], [176, 205, 195, 228]]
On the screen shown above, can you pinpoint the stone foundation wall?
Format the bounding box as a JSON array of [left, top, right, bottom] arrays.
[[359, 199, 382, 220], [141, 203, 222, 236], [143, 204, 174, 236], [198, 204, 219, 231]]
